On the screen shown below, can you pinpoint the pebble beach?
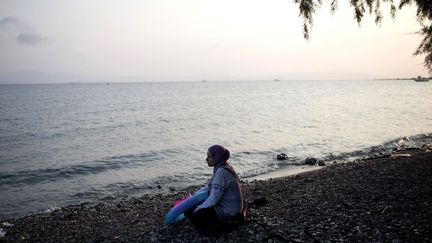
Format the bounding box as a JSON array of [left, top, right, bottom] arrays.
[[1, 146, 431, 242]]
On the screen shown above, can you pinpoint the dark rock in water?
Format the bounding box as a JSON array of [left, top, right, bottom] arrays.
[[305, 157, 318, 165], [318, 161, 326, 166], [276, 153, 288, 160], [157, 185, 161, 189], [420, 144, 432, 152]]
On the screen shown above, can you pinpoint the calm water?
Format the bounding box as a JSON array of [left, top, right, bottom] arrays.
[[0, 80, 431, 219]]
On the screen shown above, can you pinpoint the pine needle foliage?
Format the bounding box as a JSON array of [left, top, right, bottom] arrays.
[[294, 0, 432, 73]]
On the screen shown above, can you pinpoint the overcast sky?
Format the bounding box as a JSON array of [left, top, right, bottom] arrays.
[[0, 0, 427, 81]]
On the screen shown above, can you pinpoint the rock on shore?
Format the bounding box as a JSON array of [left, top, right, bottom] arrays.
[[1, 149, 431, 242]]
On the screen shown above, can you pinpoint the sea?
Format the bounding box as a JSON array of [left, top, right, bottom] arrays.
[[0, 80, 431, 219]]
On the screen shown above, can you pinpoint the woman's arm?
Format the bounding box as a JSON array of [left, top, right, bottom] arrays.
[[194, 169, 229, 211], [194, 183, 209, 195], [194, 185, 224, 211]]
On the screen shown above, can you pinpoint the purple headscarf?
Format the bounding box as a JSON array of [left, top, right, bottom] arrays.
[[208, 145, 230, 164], [208, 145, 238, 178]]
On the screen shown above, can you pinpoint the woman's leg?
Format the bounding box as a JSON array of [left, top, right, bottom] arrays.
[[184, 204, 198, 219], [185, 207, 224, 235]]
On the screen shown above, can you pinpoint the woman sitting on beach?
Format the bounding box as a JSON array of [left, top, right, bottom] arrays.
[[184, 145, 245, 235]]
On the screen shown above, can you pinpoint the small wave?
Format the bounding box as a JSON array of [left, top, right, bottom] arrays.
[[0, 117, 24, 122], [0, 131, 66, 145], [69, 173, 210, 202], [240, 164, 280, 178], [239, 132, 432, 179], [239, 156, 305, 179], [295, 132, 432, 165], [0, 149, 181, 186], [42, 206, 61, 214], [321, 132, 432, 163], [235, 150, 275, 157]]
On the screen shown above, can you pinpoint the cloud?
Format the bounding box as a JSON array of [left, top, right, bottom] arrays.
[[16, 32, 46, 45], [0, 16, 29, 30], [0, 16, 48, 45]]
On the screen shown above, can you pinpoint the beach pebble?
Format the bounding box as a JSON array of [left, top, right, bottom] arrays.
[[251, 196, 268, 207], [1, 222, 13, 227]]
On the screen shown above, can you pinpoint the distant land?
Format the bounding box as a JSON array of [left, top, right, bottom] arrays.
[[0, 71, 101, 84], [375, 76, 431, 81], [0, 71, 155, 84], [374, 78, 413, 80], [0, 71, 429, 84], [0, 71, 233, 84]]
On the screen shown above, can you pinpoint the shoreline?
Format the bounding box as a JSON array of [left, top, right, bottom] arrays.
[[246, 164, 323, 181], [1, 147, 431, 242]]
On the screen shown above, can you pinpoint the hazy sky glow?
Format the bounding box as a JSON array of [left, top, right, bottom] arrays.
[[0, 0, 427, 81]]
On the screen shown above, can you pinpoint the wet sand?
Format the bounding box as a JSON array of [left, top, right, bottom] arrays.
[[1, 147, 431, 242]]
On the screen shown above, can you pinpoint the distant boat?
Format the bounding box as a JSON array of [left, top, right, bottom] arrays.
[[273, 79, 280, 82], [413, 76, 429, 82]]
